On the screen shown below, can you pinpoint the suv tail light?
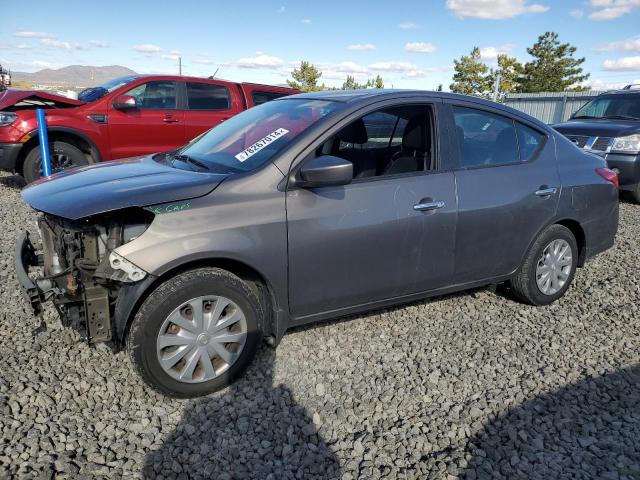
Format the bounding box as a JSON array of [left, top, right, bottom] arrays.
[[596, 167, 619, 190]]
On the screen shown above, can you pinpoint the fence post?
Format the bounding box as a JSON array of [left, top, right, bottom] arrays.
[[36, 108, 52, 177]]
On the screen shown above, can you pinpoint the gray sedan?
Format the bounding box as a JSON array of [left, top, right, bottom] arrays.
[[16, 90, 619, 397]]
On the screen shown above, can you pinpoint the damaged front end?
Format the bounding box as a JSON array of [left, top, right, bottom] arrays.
[[15, 209, 154, 344]]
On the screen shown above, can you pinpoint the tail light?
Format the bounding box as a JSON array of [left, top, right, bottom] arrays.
[[596, 167, 619, 191]]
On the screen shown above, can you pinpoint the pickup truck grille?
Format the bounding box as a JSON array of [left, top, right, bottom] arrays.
[[564, 135, 613, 152]]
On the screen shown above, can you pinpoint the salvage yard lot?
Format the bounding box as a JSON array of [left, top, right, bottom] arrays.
[[0, 172, 639, 479]]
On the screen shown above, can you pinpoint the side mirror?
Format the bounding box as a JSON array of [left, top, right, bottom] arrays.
[[299, 155, 353, 187], [113, 94, 137, 110]]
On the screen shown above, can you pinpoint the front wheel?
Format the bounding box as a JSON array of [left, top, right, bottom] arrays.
[[509, 225, 578, 306], [23, 141, 89, 184], [127, 268, 263, 398]]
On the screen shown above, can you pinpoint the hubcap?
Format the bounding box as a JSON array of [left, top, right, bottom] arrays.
[[535, 239, 573, 296], [156, 295, 247, 383], [38, 152, 76, 176]]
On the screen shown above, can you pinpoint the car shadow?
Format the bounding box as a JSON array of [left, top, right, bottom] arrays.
[[461, 364, 640, 479], [0, 174, 26, 189], [142, 346, 341, 479]]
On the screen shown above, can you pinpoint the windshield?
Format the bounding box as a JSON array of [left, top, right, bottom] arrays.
[[175, 98, 341, 173], [573, 95, 640, 120], [77, 75, 140, 102]]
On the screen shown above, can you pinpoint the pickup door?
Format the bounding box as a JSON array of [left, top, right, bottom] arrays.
[[108, 79, 185, 159], [183, 81, 243, 143]]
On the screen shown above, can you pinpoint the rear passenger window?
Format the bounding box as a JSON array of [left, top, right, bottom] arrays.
[[516, 123, 543, 161], [187, 82, 230, 110], [252, 91, 287, 106], [453, 106, 518, 168]]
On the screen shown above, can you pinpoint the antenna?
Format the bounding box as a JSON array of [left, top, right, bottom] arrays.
[[178, 57, 182, 76]]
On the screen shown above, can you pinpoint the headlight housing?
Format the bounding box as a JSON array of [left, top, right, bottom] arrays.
[[0, 112, 18, 127], [611, 134, 640, 154]]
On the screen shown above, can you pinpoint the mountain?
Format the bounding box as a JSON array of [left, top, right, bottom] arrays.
[[12, 65, 137, 88]]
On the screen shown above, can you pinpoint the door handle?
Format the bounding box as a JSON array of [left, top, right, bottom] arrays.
[[413, 200, 445, 212], [163, 117, 179, 123], [535, 187, 558, 197]]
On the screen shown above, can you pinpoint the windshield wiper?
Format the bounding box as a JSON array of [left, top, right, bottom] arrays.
[[172, 154, 211, 172], [602, 115, 640, 121]]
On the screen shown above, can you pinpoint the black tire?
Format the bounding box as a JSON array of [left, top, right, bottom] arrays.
[[127, 268, 263, 398], [629, 184, 640, 205], [23, 141, 89, 184], [509, 225, 578, 306]]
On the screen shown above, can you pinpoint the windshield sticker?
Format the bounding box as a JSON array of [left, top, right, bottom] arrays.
[[234, 128, 289, 162]]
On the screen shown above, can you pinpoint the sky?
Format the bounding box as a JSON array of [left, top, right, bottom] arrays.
[[1, 0, 640, 90]]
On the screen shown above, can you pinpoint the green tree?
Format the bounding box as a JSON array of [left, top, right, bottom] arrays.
[[342, 75, 360, 90], [450, 47, 490, 97], [519, 32, 589, 92], [436, 84, 443, 92], [487, 54, 524, 100], [373, 75, 384, 89], [287, 61, 323, 92]]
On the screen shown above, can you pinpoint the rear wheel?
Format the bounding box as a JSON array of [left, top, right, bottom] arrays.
[[23, 141, 89, 183], [629, 183, 640, 204], [127, 268, 263, 398], [509, 225, 578, 306]]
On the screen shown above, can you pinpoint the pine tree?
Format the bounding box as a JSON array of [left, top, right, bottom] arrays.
[[374, 75, 384, 89], [519, 32, 589, 92], [287, 61, 323, 92], [450, 47, 490, 97], [486, 54, 524, 100]]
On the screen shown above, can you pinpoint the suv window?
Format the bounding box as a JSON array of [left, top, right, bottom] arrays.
[[187, 82, 230, 110], [453, 106, 518, 167], [125, 81, 177, 110], [322, 105, 433, 179], [573, 94, 640, 120], [252, 91, 287, 106]]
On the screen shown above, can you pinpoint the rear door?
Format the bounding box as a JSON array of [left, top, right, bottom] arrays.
[[108, 80, 184, 158], [286, 100, 458, 319], [183, 81, 242, 142], [446, 101, 559, 284]]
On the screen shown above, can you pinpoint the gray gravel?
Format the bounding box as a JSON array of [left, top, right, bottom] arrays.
[[1, 171, 639, 479]]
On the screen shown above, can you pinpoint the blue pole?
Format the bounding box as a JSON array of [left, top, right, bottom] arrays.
[[36, 109, 51, 177]]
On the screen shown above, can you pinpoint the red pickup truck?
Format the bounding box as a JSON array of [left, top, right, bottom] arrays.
[[0, 74, 299, 182]]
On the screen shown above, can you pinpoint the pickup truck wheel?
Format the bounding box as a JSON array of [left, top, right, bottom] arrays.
[[23, 141, 89, 184], [127, 268, 262, 398], [509, 225, 578, 306]]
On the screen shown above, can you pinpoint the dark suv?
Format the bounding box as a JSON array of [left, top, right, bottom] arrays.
[[553, 86, 640, 203]]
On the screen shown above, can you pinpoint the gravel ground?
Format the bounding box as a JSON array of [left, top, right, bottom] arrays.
[[0, 172, 639, 479]]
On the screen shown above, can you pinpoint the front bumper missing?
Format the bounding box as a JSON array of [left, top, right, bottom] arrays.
[[14, 231, 45, 315]]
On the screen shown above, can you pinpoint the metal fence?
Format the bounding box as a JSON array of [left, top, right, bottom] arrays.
[[503, 91, 603, 124]]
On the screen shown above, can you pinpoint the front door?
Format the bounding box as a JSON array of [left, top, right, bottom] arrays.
[[286, 103, 458, 319], [108, 80, 185, 159], [448, 102, 560, 283]]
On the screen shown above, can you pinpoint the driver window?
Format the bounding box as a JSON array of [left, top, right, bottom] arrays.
[[124, 81, 177, 110], [319, 105, 433, 179]]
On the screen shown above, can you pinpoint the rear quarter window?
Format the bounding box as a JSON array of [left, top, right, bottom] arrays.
[[187, 82, 231, 110]]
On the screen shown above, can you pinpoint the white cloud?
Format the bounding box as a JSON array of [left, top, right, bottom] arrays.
[[347, 43, 376, 51], [404, 42, 436, 53], [602, 56, 640, 71], [369, 61, 419, 72], [570, 8, 584, 18], [331, 61, 370, 74], [162, 50, 181, 61], [89, 40, 108, 48], [40, 38, 82, 50], [588, 0, 640, 19], [398, 22, 419, 29], [446, 0, 549, 19], [14, 31, 53, 39], [405, 70, 427, 78], [301, 18, 312, 24], [595, 36, 640, 52], [236, 54, 284, 69], [133, 44, 162, 55], [0, 43, 32, 50], [586, 78, 640, 89], [32, 60, 58, 69], [479, 44, 515, 60]]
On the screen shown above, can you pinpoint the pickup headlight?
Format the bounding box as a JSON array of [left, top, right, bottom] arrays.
[[0, 112, 17, 126], [611, 134, 640, 154]]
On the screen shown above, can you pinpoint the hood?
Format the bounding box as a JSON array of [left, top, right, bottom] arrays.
[[0, 89, 85, 110], [552, 118, 639, 137], [21, 156, 228, 220]]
